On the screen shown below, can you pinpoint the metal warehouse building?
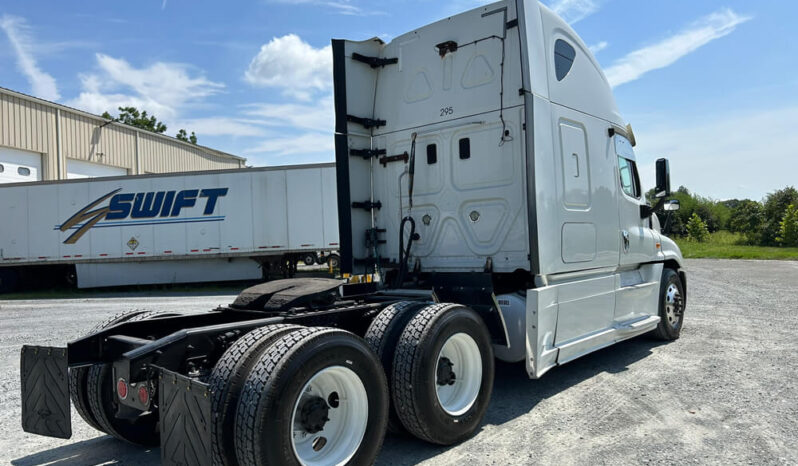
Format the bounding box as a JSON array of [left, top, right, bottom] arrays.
[[0, 87, 246, 184]]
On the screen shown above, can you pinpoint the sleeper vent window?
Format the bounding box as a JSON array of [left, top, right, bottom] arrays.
[[554, 39, 576, 81], [426, 144, 437, 164], [0, 163, 4, 173], [459, 138, 471, 159], [17, 167, 30, 177]]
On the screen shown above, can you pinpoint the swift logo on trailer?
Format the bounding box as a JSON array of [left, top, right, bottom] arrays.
[[58, 188, 228, 244]]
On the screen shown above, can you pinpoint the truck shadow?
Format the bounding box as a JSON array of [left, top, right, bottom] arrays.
[[10, 337, 663, 466], [376, 336, 665, 465], [10, 436, 159, 465]]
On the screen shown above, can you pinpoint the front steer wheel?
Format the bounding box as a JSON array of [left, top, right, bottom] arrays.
[[234, 327, 389, 466], [652, 268, 686, 340], [392, 303, 495, 445]]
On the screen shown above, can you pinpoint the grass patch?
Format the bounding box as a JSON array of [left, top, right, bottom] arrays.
[[675, 231, 798, 260]]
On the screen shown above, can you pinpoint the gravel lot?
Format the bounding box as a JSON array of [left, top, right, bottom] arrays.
[[1, 258, 796, 465]]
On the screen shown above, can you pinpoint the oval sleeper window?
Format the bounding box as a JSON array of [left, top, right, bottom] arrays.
[[554, 39, 576, 81], [18, 167, 31, 176], [0, 163, 4, 173]]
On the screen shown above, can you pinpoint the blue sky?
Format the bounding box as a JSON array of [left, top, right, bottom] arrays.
[[1, 0, 795, 201]]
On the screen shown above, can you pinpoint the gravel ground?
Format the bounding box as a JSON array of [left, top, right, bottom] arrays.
[[1, 258, 796, 465]]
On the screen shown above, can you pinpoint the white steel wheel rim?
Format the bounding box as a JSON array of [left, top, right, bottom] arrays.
[[665, 283, 682, 328], [435, 332, 482, 416], [290, 366, 368, 466]]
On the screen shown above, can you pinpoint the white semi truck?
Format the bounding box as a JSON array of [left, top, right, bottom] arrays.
[[0, 163, 339, 291], [19, 2, 686, 465]]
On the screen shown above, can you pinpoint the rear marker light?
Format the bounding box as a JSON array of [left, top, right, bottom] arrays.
[[138, 385, 150, 405], [117, 378, 128, 399]]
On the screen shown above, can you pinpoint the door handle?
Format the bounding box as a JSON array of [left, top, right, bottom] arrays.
[[622, 230, 630, 253]]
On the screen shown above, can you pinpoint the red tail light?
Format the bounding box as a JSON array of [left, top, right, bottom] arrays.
[[138, 385, 150, 405], [117, 378, 128, 399]]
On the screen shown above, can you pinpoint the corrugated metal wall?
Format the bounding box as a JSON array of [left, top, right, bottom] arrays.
[[0, 88, 245, 181], [0, 91, 58, 179], [139, 132, 244, 173]]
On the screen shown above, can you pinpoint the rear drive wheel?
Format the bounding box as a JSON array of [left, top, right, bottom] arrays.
[[209, 324, 304, 466], [364, 301, 426, 433], [86, 311, 177, 445], [392, 303, 494, 445], [302, 253, 317, 266], [235, 327, 388, 466], [652, 268, 685, 340], [69, 309, 150, 433]]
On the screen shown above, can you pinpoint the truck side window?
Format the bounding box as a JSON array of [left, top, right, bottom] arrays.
[[618, 156, 641, 198], [0, 163, 4, 173], [554, 39, 576, 81], [18, 167, 31, 176]]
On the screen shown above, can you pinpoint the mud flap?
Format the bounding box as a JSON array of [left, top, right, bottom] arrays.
[[20, 345, 71, 439], [159, 368, 212, 466]]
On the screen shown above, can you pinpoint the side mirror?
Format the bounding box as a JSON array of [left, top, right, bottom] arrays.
[[655, 158, 671, 198], [663, 199, 680, 211]]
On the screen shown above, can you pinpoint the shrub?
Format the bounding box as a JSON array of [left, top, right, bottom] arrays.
[[777, 204, 798, 247], [686, 213, 710, 242]]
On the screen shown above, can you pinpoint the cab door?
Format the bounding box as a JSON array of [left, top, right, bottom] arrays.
[[615, 135, 655, 267], [614, 134, 659, 322]]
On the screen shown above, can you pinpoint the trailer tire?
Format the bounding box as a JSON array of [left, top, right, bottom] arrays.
[[392, 303, 494, 445], [364, 300, 427, 433], [652, 268, 685, 341], [68, 309, 151, 433], [235, 327, 389, 466], [86, 311, 175, 446], [326, 254, 340, 269], [302, 253, 317, 266], [209, 324, 304, 466]]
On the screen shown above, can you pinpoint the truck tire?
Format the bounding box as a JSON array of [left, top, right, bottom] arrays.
[[364, 301, 426, 433], [209, 324, 304, 466], [392, 303, 494, 445], [302, 253, 317, 266], [326, 254, 340, 269], [652, 268, 685, 340], [86, 310, 175, 446], [235, 327, 389, 466], [69, 309, 150, 433]]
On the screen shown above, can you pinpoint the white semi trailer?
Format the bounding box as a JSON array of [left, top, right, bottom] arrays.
[[19, 2, 686, 465], [0, 163, 339, 290]]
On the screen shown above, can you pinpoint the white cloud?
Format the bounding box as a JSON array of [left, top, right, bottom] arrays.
[[267, 0, 374, 16], [588, 41, 608, 55], [244, 132, 335, 158], [244, 34, 332, 101], [67, 54, 224, 120], [604, 9, 750, 88], [0, 15, 60, 101], [243, 95, 334, 132], [547, 0, 601, 24], [635, 106, 798, 201], [172, 118, 264, 138]]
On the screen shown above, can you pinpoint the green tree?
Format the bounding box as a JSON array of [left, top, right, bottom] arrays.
[[729, 199, 764, 244], [176, 129, 198, 144], [686, 213, 710, 242], [102, 107, 167, 134], [776, 204, 798, 247], [761, 187, 798, 246]]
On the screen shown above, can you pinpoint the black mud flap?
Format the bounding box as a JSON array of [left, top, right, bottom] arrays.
[[20, 345, 71, 439], [159, 368, 212, 466]]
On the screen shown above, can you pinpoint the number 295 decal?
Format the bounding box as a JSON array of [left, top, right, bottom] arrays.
[[440, 106, 454, 117]]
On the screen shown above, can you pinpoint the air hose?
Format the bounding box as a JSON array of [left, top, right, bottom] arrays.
[[395, 133, 418, 288]]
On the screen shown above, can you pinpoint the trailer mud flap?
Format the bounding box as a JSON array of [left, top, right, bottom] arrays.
[[159, 368, 212, 466], [20, 345, 71, 439]]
